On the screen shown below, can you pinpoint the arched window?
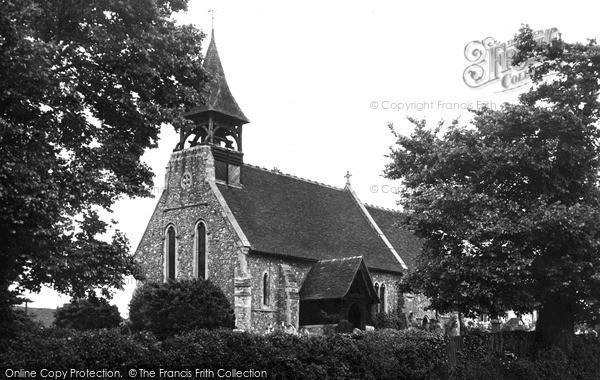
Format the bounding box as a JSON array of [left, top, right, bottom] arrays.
[[165, 225, 176, 280], [262, 273, 270, 306], [374, 283, 380, 313], [195, 221, 207, 280], [379, 283, 386, 313]]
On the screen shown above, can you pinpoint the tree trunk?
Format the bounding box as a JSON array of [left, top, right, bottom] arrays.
[[535, 299, 575, 353]]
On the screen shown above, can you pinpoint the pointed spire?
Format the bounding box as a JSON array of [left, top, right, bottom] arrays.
[[187, 30, 249, 124]]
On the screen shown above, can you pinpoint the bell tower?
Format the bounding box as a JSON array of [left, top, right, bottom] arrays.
[[177, 29, 249, 185]]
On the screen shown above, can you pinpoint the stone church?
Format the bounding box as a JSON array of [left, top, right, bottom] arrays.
[[135, 31, 428, 332]]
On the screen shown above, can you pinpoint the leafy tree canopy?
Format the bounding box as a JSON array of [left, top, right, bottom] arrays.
[[387, 26, 600, 347], [0, 0, 208, 320]]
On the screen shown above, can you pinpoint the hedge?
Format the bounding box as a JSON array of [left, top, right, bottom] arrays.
[[0, 329, 162, 371], [1, 328, 449, 379], [2, 328, 599, 379], [451, 330, 600, 380]]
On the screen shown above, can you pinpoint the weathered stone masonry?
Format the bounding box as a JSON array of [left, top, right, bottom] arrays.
[[135, 145, 251, 328], [247, 254, 313, 332]]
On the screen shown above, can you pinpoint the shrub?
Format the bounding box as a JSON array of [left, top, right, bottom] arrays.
[[129, 279, 235, 339], [0, 308, 42, 347], [54, 296, 122, 330], [335, 320, 354, 333], [571, 334, 600, 378], [372, 311, 407, 330]]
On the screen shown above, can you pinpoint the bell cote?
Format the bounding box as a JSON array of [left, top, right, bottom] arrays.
[[177, 29, 249, 186]]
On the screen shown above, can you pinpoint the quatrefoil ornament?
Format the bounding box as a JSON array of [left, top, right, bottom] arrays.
[[181, 172, 192, 189]]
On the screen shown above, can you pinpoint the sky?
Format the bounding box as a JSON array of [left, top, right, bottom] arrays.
[[24, 0, 600, 316]]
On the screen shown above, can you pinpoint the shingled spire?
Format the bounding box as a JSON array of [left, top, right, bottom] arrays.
[[178, 29, 249, 152]]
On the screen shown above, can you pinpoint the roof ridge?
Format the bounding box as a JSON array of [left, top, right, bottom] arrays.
[[244, 163, 345, 191], [364, 202, 402, 214], [317, 256, 363, 263], [348, 188, 408, 270]]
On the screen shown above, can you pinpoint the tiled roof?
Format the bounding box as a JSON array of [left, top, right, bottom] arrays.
[[187, 30, 249, 124], [216, 165, 418, 273], [299, 256, 377, 300], [365, 205, 422, 269]]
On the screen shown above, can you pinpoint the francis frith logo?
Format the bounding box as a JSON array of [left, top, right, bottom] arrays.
[[463, 28, 560, 92]]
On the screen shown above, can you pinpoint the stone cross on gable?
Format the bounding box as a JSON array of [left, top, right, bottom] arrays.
[[345, 171, 352, 186]]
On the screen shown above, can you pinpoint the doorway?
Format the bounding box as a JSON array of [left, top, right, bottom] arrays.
[[348, 303, 362, 329]]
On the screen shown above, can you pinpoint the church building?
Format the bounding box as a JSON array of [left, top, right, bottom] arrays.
[[135, 30, 428, 332]]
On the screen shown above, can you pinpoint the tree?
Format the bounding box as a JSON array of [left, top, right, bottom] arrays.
[[129, 279, 236, 339], [0, 0, 208, 327], [54, 294, 122, 330], [386, 26, 600, 350]]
